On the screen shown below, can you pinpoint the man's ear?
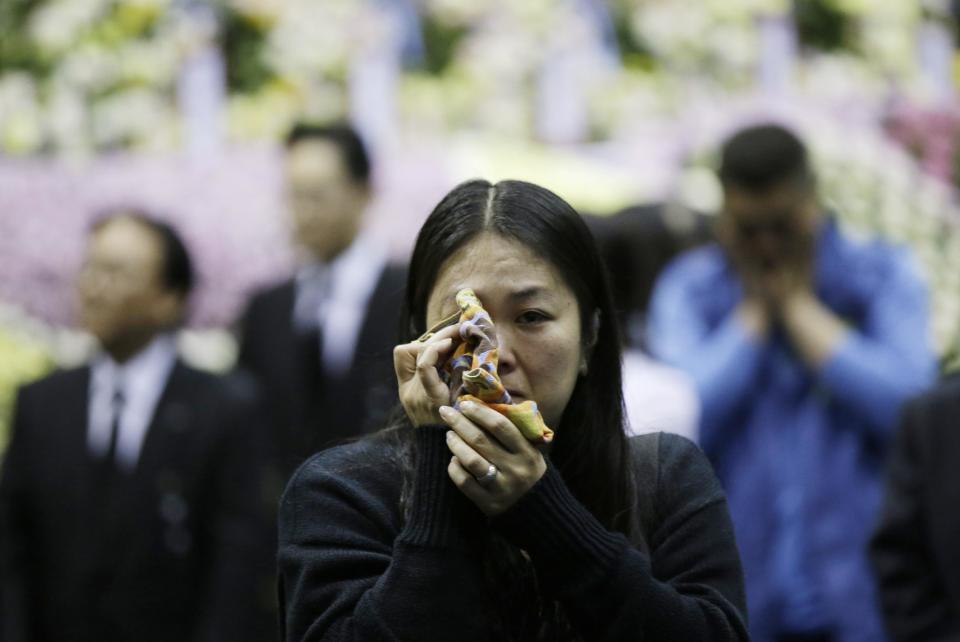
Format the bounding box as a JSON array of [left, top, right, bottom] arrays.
[[802, 193, 823, 230], [351, 181, 373, 211], [580, 309, 601, 376], [154, 290, 187, 329]]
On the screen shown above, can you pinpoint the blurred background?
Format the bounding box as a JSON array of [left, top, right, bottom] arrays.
[[3, 0, 960, 451]]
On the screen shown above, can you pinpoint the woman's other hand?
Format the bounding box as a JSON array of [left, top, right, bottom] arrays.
[[394, 323, 461, 427], [441, 401, 547, 516]]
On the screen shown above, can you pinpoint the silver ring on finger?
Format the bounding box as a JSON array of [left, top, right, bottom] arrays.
[[474, 463, 498, 487]]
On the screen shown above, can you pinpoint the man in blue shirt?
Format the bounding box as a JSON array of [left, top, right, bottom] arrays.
[[648, 124, 935, 642]]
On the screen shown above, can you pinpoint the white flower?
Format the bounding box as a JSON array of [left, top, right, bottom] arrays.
[[118, 38, 180, 86], [177, 329, 238, 373], [264, 0, 362, 82], [858, 14, 920, 77], [422, 0, 489, 26], [56, 43, 121, 93], [0, 74, 43, 153], [120, 0, 174, 11], [45, 81, 91, 153], [28, 0, 113, 53], [0, 73, 39, 119], [90, 88, 171, 148], [227, 82, 312, 141], [677, 166, 723, 213]]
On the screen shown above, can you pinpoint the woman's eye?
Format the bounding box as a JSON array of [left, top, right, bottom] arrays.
[[517, 310, 550, 325]]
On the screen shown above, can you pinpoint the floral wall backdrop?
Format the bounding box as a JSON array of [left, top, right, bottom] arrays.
[[0, 1, 947, 155], [3, 0, 960, 446], [0, 307, 54, 454]]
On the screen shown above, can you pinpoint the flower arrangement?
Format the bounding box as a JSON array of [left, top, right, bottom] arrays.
[[883, 101, 960, 189], [0, 0, 185, 155], [0, 321, 54, 457], [1, 0, 958, 370], [0, 0, 938, 155]]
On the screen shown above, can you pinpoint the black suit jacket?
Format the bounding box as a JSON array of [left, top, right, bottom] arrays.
[[0, 362, 275, 642], [237, 264, 406, 474], [870, 378, 960, 642]]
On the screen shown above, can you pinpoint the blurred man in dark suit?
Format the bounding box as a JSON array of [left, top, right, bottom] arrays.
[[237, 123, 405, 476], [0, 211, 274, 642], [871, 377, 960, 641]]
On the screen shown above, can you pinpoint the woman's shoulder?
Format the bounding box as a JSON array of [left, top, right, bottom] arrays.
[[629, 430, 717, 477], [628, 432, 726, 528], [298, 431, 402, 478], [280, 431, 405, 529]]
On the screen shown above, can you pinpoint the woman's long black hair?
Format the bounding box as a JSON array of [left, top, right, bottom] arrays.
[[391, 179, 638, 639]]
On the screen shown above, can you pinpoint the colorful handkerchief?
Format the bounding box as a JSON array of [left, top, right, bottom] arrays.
[[420, 288, 554, 444]]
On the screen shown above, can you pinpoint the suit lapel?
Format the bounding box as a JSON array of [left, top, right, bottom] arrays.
[[63, 367, 93, 494], [58, 367, 108, 575], [282, 281, 323, 425], [924, 394, 960, 607], [353, 267, 398, 365], [135, 362, 195, 483]]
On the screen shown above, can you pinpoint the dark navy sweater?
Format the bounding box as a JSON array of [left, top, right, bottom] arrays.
[[278, 426, 748, 641]]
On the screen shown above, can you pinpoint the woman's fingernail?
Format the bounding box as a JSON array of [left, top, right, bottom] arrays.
[[445, 430, 454, 441], [461, 400, 474, 410], [439, 405, 453, 418]]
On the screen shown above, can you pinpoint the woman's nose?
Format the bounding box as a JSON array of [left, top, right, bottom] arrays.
[[495, 327, 516, 376]]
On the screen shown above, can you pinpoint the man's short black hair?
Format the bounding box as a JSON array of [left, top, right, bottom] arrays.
[[284, 121, 371, 186], [91, 209, 194, 298], [718, 123, 814, 192]]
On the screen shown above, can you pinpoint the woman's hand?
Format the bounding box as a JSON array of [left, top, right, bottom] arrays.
[[440, 401, 547, 516], [394, 324, 461, 427]]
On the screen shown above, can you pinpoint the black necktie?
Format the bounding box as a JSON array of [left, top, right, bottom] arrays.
[[298, 326, 323, 401], [103, 387, 125, 471], [296, 271, 328, 389]]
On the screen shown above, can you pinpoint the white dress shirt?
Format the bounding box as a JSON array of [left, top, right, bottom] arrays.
[[87, 335, 177, 471], [293, 233, 388, 378], [622, 349, 700, 442]]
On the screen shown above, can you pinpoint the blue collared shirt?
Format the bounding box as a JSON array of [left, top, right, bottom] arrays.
[[648, 220, 935, 642]]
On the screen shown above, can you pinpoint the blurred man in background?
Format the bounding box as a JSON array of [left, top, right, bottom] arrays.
[[237, 122, 405, 477], [648, 124, 935, 642], [0, 211, 274, 642], [871, 375, 960, 641]]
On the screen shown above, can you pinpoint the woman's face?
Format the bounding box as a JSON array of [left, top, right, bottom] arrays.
[[425, 232, 585, 429]]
